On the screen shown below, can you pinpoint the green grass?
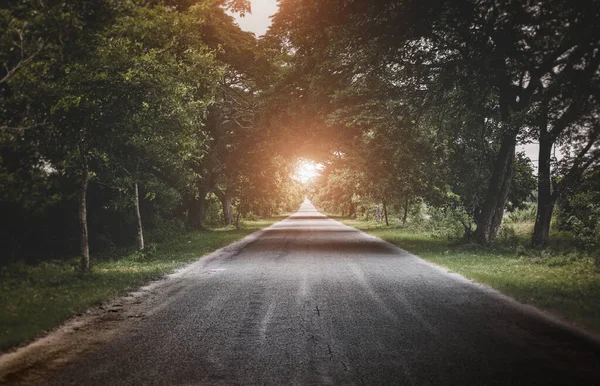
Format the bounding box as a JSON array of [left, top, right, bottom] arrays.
[[0, 216, 286, 352], [339, 217, 600, 334]]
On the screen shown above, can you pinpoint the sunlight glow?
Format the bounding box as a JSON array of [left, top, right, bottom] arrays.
[[293, 160, 322, 184]]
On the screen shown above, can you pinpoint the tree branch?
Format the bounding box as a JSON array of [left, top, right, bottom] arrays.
[[0, 122, 49, 133], [0, 27, 45, 84]]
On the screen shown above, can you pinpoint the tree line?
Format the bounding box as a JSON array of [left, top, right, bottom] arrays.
[[1, 0, 303, 270], [268, 0, 600, 248], [2, 0, 599, 271]]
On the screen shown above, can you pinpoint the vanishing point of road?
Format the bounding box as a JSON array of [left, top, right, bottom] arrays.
[[45, 202, 599, 385]]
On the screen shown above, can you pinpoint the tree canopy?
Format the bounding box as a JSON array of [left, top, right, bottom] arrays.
[[269, 0, 600, 245], [1, 0, 599, 269]]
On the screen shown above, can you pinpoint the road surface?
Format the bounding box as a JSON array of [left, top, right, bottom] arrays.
[[45, 202, 599, 385]]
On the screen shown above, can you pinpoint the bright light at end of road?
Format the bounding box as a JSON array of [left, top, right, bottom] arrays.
[[294, 160, 322, 184]]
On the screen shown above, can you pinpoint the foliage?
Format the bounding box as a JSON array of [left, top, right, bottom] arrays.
[[556, 169, 600, 253], [271, 0, 598, 245], [0, 0, 303, 266]]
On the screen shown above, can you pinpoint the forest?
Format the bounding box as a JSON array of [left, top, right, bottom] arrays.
[[280, 0, 600, 250], [1, 0, 599, 349], [1, 0, 305, 270]]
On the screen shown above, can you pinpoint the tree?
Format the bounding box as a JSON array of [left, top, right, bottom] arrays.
[[555, 168, 600, 252], [530, 27, 600, 246], [165, 1, 266, 229], [1, 0, 126, 267], [0, 0, 296, 268], [46, 4, 219, 269], [271, 0, 598, 243]]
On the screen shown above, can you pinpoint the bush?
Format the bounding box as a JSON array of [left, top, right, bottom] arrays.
[[556, 169, 600, 251], [506, 203, 537, 223], [497, 225, 519, 247], [245, 212, 259, 221], [203, 194, 225, 228], [426, 206, 471, 240], [145, 217, 185, 243]]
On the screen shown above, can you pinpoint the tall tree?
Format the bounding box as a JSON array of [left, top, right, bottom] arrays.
[[271, 0, 599, 243], [47, 4, 218, 269], [530, 22, 600, 246]]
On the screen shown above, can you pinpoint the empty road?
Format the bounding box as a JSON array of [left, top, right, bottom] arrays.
[[45, 202, 599, 385]]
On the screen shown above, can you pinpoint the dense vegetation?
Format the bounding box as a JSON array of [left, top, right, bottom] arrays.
[[268, 0, 600, 252], [1, 0, 303, 270]]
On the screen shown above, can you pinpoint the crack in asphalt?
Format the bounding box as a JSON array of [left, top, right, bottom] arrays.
[[326, 344, 334, 361], [340, 360, 349, 372]]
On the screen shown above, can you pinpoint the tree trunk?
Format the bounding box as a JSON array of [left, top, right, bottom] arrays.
[[533, 199, 555, 248], [79, 164, 90, 271], [223, 195, 234, 224], [402, 197, 409, 227], [134, 181, 144, 250], [489, 148, 515, 239], [383, 199, 389, 226], [349, 202, 356, 218], [214, 188, 234, 225], [235, 203, 242, 229], [186, 190, 207, 230], [474, 133, 516, 243], [532, 135, 556, 247], [463, 223, 472, 241]]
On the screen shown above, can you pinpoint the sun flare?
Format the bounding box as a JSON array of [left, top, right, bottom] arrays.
[[294, 160, 321, 184]]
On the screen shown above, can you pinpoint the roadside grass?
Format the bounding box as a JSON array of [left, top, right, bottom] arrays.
[[0, 216, 286, 352], [337, 217, 600, 334]]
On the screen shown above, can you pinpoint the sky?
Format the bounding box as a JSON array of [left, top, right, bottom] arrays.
[[232, 1, 540, 170], [232, 0, 279, 36], [519, 143, 539, 168]]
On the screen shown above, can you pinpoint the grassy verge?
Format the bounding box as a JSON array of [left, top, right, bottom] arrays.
[[0, 216, 286, 352], [338, 217, 600, 334]]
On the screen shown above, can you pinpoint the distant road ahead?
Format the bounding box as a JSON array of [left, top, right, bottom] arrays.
[[47, 201, 599, 385]]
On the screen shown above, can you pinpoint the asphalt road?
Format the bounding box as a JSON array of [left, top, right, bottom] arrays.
[[45, 202, 599, 385]]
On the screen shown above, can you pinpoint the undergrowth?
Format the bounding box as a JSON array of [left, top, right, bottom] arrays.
[[0, 216, 285, 352]]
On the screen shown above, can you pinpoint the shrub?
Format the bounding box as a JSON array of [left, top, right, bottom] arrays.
[[506, 203, 537, 223], [497, 225, 519, 247], [145, 217, 185, 243], [245, 212, 259, 221]]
